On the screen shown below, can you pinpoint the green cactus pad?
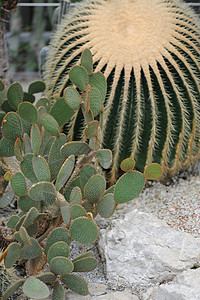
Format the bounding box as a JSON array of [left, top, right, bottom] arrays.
[[96, 193, 116, 218], [64, 176, 81, 201], [89, 71, 107, 101], [39, 128, 55, 156], [83, 86, 103, 117], [26, 221, 39, 237], [89, 127, 102, 150], [143, 163, 163, 180], [23, 277, 50, 299], [7, 82, 23, 110], [0, 138, 15, 157], [7, 215, 20, 230], [2, 112, 23, 141], [71, 204, 87, 220], [55, 155, 75, 191], [23, 133, 32, 154], [50, 97, 74, 127], [61, 141, 90, 158], [69, 66, 89, 92], [37, 272, 56, 284], [23, 91, 35, 103], [21, 237, 42, 259], [4, 242, 22, 268], [14, 138, 23, 162], [18, 102, 38, 125], [21, 118, 32, 135], [82, 105, 94, 124], [14, 231, 24, 244], [41, 113, 60, 137], [45, 227, 71, 254], [96, 149, 112, 169], [61, 274, 89, 296], [104, 185, 115, 195], [0, 191, 15, 209], [37, 106, 46, 128], [32, 156, 51, 182], [4, 171, 12, 181], [19, 226, 31, 245], [28, 80, 46, 94], [48, 134, 67, 180], [69, 216, 98, 245], [50, 256, 74, 276], [20, 153, 38, 182], [52, 282, 65, 300], [22, 207, 39, 228], [0, 79, 6, 105], [15, 215, 26, 231], [72, 251, 94, 263], [120, 158, 136, 172], [80, 164, 97, 190], [64, 87, 82, 111], [73, 257, 98, 272], [29, 182, 56, 206], [1, 100, 15, 113], [11, 172, 27, 196], [30, 124, 41, 155], [2, 279, 25, 300], [114, 171, 145, 204], [47, 241, 69, 264], [84, 174, 106, 203], [69, 187, 82, 205], [82, 201, 96, 217], [36, 97, 51, 112], [57, 192, 71, 225], [80, 49, 93, 75], [18, 195, 39, 212], [84, 120, 99, 139]]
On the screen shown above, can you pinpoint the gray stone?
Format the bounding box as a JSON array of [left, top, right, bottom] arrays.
[[143, 268, 200, 300], [98, 210, 200, 286]]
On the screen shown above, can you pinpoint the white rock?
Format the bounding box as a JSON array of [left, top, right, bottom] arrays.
[[98, 210, 200, 286], [143, 268, 200, 300]]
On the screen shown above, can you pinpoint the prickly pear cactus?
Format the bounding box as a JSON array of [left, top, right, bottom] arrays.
[[0, 49, 162, 299], [44, 0, 200, 183]]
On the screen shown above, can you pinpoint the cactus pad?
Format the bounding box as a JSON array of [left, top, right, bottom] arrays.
[[47, 241, 69, 264], [120, 158, 136, 172], [41, 113, 60, 137], [14, 138, 23, 162], [0, 138, 15, 157], [30, 125, 41, 155], [55, 155, 75, 191], [7, 215, 20, 230], [71, 204, 87, 220], [32, 156, 51, 182], [84, 120, 99, 139], [80, 49, 93, 75], [52, 282, 65, 300], [36, 272, 56, 284], [143, 163, 163, 180], [89, 71, 107, 101], [61, 274, 89, 296], [50, 97, 74, 127], [11, 172, 27, 197], [29, 182, 56, 206], [20, 153, 38, 182], [114, 171, 145, 204], [4, 243, 22, 268], [0, 79, 6, 105], [22, 207, 39, 228], [73, 257, 98, 272], [57, 192, 71, 225], [69, 66, 89, 92], [23, 277, 50, 299], [36, 97, 51, 112], [69, 187, 82, 205], [64, 87, 82, 110], [84, 174, 106, 203], [96, 193, 116, 218], [83, 86, 103, 117], [61, 141, 90, 158], [72, 250, 94, 263], [96, 149, 112, 169], [45, 227, 71, 254], [18, 102, 38, 124], [2, 112, 23, 141], [69, 216, 98, 245], [7, 82, 23, 110], [80, 164, 97, 190], [0, 191, 15, 209], [50, 256, 74, 275], [18, 195, 39, 212], [28, 80, 46, 94], [21, 237, 42, 259], [2, 279, 25, 300], [19, 226, 31, 245]]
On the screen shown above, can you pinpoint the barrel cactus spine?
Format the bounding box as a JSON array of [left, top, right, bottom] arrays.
[[44, 0, 200, 184]]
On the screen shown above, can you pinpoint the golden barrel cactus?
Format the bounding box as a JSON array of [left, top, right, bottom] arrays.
[[44, 0, 200, 183]]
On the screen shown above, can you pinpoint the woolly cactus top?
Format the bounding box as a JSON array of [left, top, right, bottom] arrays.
[[45, 0, 200, 183]]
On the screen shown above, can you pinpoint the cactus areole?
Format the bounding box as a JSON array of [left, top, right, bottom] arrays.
[[44, 0, 200, 183]]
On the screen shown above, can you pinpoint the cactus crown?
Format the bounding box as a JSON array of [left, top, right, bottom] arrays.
[[0, 49, 162, 299], [44, 0, 200, 184]]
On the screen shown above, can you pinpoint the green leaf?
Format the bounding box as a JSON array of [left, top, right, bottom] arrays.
[[0, 138, 15, 157], [18, 195, 39, 212], [28, 80, 46, 94], [64, 87, 82, 110], [71, 204, 87, 220], [11, 172, 27, 196], [21, 237, 43, 259], [60, 141, 90, 158], [18, 102, 38, 124], [84, 174, 106, 203], [61, 274, 89, 296], [52, 282, 65, 300], [50, 97, 74, 127], [47, 241, 69, 264], [30, 124, 41, 155], [23, 133, 32, 154], [4, 242, 22, 268], [29, 182, 56, 206], [96, 149, 112, 169], [45, 227, 71, 254], [83, 86, 103, 117], [96, 193, 116, 218], [55, 155, 75, 191], [120, 158, 135, 172], [41, 113, 60, 137], [50, 256, 74, 275], [69, 66, 89, 92], [69, 186, 82, 205], [23, 277, 50, 299], [80, 49, 93, 75], [2, 112, 23, 141], [84, 120, 98, 139], [7, 82, 23, 110], [14, 138, 23, 162], [32, 156, 51, 182], [69, 216, 98, 245], [57, 192, 71, 225], [23, 91, 35, 103], [80, 164, 97, 190], [73, 257, 98, 272], [89, 71, 107, 101], [114, 171, 145, 204], [36, 97, 51, 112], [143, 163, 163, 180], [20, 153, 38, 183], [7, 215, 20, 230]]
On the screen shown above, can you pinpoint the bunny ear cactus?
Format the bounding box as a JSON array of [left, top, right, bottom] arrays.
[[0, 49, 163, 299], [43, 0, 200, 184]]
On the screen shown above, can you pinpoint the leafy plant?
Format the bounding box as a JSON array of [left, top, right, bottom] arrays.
[[0, 49, 162, 299]]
